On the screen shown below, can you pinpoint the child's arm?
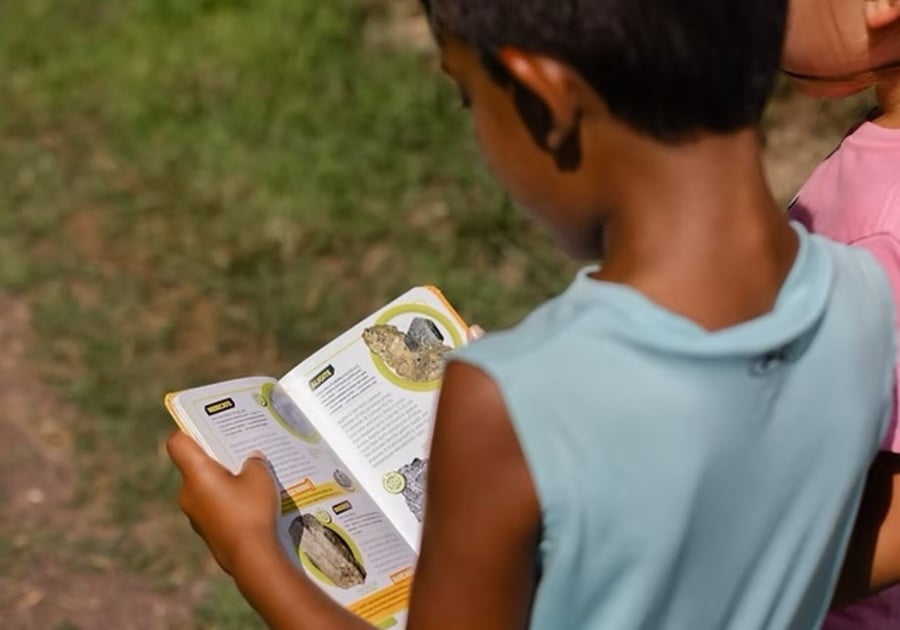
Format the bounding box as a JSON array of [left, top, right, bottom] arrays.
[[832, 453, 900, 607], [167, 360, 541, 630], [407, 361, 541, 628], [166, 432, 370, 629]]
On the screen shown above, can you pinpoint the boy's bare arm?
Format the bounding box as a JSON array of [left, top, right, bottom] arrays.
[[832, 453, 900, 607], [167, 360, 541, 629], [407, 360, 541, 629], [166, 432, 372, 630]]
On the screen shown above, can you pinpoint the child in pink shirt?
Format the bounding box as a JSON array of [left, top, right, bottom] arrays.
[[783, 0, 900, 626]]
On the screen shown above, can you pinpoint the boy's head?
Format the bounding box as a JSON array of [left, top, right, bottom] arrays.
[[422, 1, 789, 257], [782, 0, 900, 96]]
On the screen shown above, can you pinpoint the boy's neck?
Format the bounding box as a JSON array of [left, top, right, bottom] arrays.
[[593, 128, 798, 331], [875, 75, 900, 128]]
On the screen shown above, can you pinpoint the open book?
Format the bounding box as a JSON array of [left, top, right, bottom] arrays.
[[164, 287, 467, 629]]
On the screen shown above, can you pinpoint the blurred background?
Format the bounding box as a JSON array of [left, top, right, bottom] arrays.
[[0, 1, 874, 628]]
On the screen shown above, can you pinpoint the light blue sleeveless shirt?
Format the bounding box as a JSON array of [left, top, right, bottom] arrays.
[[455, 225, 895, 630]]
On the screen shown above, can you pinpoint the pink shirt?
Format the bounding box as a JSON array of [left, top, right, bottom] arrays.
[[790, 120, 900, 629]]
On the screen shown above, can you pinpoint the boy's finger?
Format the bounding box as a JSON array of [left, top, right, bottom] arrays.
[[166, 431, 217, 479], [467, 325, 486, 341], [241, 450, 278, 485]]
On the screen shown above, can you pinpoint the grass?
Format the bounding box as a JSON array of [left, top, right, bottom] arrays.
[[0, 1, 872, 625], [0, 0, 572, 625], [196, 580, 266, 629]]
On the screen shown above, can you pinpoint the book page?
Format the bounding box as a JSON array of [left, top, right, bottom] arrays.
[[279, 287, 468, 548], [166, 377, 416, 628]]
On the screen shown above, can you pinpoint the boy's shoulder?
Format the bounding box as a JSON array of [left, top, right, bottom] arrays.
[[805, 229, 893, 306], [457, 230, 895, 372], [801, 231, 895, 374], [452, 267, 656, 375], [453, 279, 591, 369]]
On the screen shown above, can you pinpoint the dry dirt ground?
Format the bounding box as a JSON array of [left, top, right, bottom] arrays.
[[0, 296, 200, 630]]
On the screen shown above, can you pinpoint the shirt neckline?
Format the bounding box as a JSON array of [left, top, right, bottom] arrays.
[[564, 223, 831, 356]]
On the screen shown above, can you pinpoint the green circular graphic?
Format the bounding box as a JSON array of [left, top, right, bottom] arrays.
[[382, 471, 407, 494], [369, 304, 464, 392], [314, 508, 333, 525], [261, 382, 320, 443], [334, 469, 355, 491]]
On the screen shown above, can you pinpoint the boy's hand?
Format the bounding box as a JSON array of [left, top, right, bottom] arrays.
[[164, 324, 482, 603], [166, 432, 281, 576]]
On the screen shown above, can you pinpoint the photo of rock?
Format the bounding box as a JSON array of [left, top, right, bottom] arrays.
[[289, 513, 366, 589], [267, 384, 318, 440], [397, 457, 428, 523], [362, 317, 452, 383]]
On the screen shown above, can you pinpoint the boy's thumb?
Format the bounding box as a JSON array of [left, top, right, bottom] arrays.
[[865, 0, 900, 29], [167, 430, 208, 478], [241, 450, 276, 481]]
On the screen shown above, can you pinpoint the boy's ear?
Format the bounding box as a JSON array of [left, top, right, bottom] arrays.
[[865, 0, 900, 30], [497, 48, 583, 150]]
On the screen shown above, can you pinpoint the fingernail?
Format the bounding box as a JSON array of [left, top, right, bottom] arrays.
[[248, 450, 268, 462]]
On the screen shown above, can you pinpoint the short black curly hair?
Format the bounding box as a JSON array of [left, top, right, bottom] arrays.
[[421, 0, 788, 141]]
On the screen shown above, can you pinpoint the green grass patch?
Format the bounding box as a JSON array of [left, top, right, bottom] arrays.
[[0, 0, 871, 620], [0, 0, 572, 622], [195, 579, 266, 630]]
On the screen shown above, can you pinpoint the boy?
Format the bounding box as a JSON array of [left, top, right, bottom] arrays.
[[782, 0, 900, 625], [168, 1, 897, 628]]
